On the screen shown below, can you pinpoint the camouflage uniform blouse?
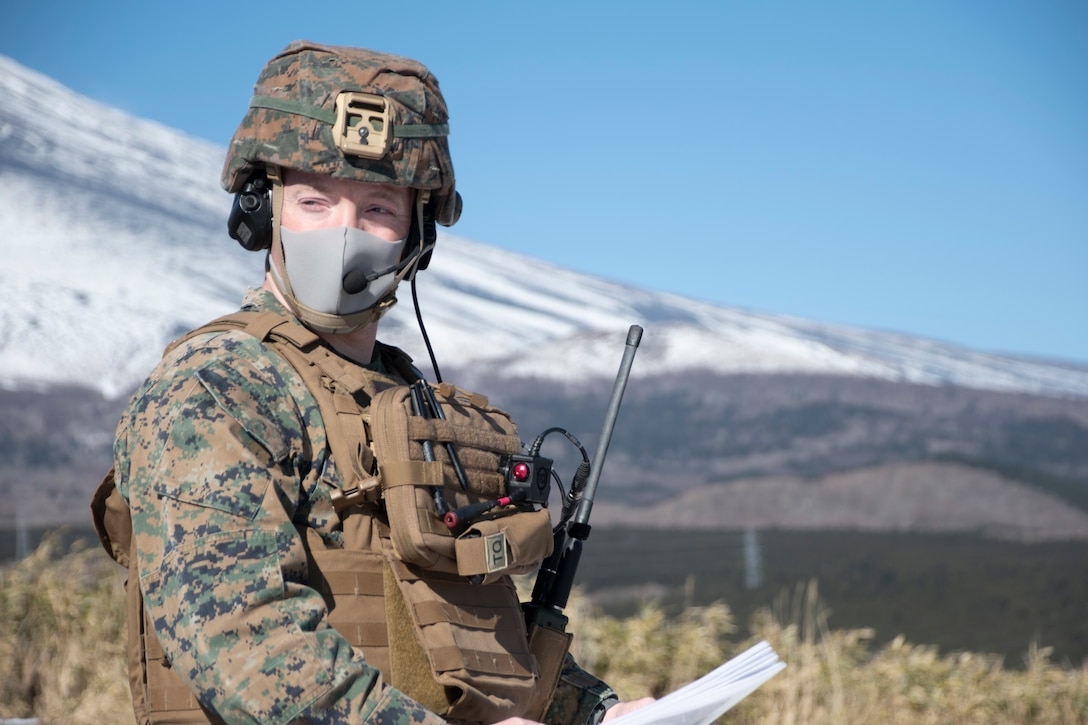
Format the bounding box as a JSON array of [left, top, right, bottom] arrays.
[[115, 288, 444, 724]]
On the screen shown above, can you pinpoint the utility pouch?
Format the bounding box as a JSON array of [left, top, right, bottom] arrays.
[[369, 382, 552, 576], [454, 509, 553, 584]]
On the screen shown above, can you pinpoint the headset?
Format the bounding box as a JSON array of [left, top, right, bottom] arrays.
[[226, 172, 274, 252], [228, 168, 446, 380], [227, 169, 437, 272]]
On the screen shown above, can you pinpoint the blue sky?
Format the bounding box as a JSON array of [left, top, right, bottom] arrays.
[[3, 1, 1086, 363]]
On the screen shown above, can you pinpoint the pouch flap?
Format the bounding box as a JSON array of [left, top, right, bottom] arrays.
[[90, 466, 132, 568]]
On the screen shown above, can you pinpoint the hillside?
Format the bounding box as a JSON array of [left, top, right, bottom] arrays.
[[2, 54, 1087, 401], [592, 461, 1088, 540], [4, 373, 1088, 545], [2, 53, 1088, 545]]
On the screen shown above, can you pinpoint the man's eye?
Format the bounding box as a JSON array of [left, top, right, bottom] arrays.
[[368, 205, 396, 216]]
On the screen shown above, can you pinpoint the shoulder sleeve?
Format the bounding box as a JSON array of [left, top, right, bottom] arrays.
[[119, 331, 310, 517]]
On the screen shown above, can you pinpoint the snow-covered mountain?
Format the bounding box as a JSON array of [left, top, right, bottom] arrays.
[[2, 53, 1086, 401]]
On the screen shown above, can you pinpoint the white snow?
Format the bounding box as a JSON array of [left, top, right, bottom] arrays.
[[2, 54, 1086, 400]]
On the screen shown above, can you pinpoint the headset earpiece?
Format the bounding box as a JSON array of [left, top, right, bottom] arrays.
[[227, 171, 273, 251], [417, 201, 437, 271], [402, 193, 439, 275], [415, 189, 459, 271]]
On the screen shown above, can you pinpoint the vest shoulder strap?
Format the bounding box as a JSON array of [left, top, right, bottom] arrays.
[[172, 308, 422, 386], [165, 309, 322, 355]]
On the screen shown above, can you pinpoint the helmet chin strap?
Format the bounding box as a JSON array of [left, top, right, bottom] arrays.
[[266, 165, 426, 335]]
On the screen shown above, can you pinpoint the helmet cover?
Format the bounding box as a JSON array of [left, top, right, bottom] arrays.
[[222, 40, 460, 226]]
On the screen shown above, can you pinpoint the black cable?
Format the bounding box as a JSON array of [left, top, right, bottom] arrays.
[[529, 427, 589, 462], [411, 276, 443, 383], [527, 427, 590, 525], [551, 468, 570, 532], [551, 468, 566, 506]]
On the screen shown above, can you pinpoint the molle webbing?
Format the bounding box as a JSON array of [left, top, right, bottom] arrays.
[[375, 383, 556, 575]]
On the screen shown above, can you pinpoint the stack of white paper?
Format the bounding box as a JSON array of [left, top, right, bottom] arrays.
[[607, 640, 786, 725]]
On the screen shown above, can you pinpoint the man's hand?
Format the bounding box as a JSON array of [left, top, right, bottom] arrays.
[[602, 697, 656, 722]]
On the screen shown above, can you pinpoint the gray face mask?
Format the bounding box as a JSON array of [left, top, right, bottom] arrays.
[[276, 226, 408, 316]]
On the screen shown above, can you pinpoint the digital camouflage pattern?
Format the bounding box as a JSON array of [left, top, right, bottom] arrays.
[[545, 661, 618, 725], [115, 288, 442, 725], [113, 288, 617, 724], [221, 40, 460, 227]]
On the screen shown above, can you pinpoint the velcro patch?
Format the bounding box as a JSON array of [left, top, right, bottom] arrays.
[[484, 531, 508, 574]]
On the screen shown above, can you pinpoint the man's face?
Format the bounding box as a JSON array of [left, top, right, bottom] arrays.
[[279, 168, 414, 241]]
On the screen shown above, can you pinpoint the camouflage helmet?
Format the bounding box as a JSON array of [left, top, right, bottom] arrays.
[[221, 40, 461, 227]]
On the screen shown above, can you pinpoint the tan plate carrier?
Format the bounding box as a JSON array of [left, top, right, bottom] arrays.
[[92, 310, 571, 725]]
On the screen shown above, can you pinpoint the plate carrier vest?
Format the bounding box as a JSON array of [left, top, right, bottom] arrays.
[[92, 310, 572, 725]]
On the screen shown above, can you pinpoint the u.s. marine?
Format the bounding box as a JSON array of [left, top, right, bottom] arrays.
[[91, 41, 651, 725]]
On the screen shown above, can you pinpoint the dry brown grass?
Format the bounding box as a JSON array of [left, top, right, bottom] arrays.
[[4, 542, 1087, 723], [569, 579, 1088, 724], [0, 534, 131, 724]]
